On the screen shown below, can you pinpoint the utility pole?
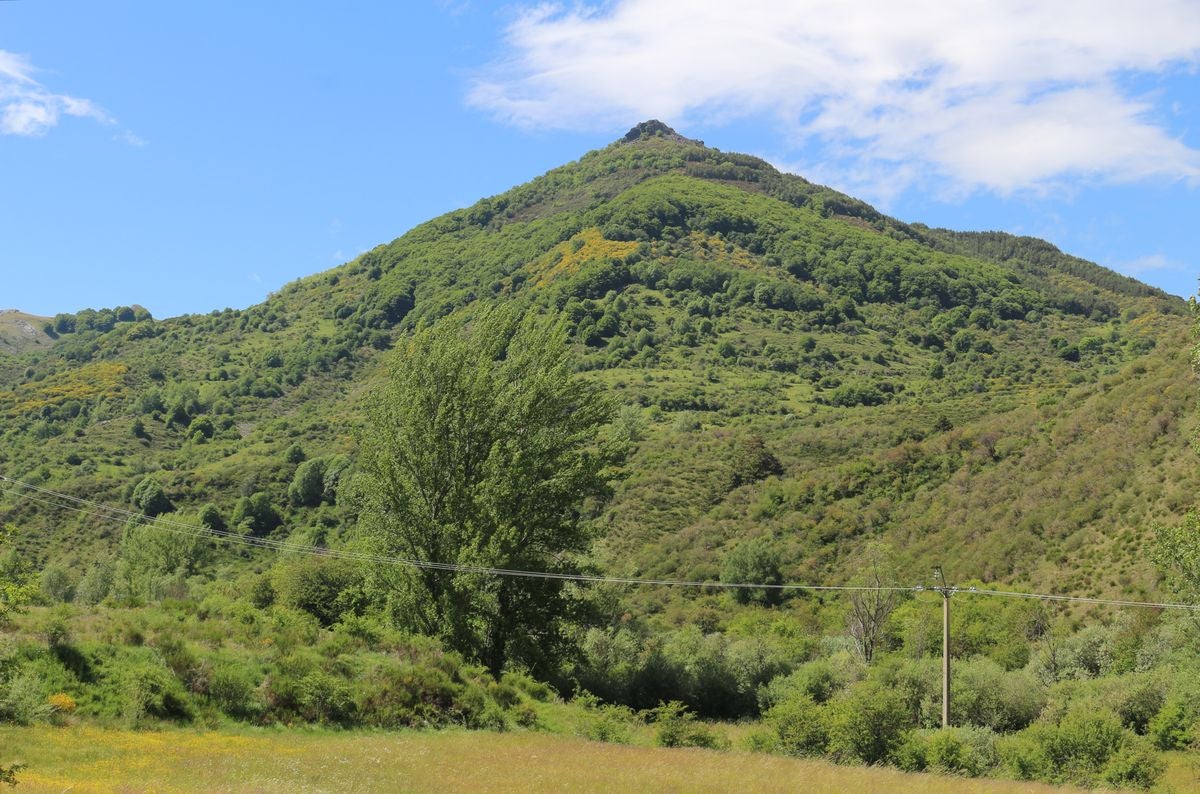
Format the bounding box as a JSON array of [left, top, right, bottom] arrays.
[[933, 566, 953, 729]]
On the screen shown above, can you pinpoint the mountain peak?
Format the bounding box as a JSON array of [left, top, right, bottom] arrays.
[[620, 120, 700, 145]]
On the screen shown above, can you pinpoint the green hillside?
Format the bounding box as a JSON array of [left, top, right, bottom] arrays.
[[0, 310, 56, 356], [2, 121, 1198, 790], [0, 121, 1188, 596]]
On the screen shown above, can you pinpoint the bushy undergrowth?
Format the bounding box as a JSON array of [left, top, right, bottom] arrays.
[[0, 605, 542, 733], [4, 562, 1195, 791]]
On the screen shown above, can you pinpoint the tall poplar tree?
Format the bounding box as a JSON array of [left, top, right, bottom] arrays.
[[355, 305, 614, 676]]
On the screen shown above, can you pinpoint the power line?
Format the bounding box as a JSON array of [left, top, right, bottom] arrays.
[[961, 587, 1200, 612], [2, 473, 1199, 611], [0, 475, 904, 593]]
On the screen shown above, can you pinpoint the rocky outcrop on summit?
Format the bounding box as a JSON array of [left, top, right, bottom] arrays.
[[621, 120, 701, 146]]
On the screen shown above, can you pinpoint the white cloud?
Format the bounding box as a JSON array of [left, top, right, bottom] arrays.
[[114, 130, 147, 147], [1119, 253, 1186, 275], [469, 1, 1200, 198], [0, 49, 115, 136]]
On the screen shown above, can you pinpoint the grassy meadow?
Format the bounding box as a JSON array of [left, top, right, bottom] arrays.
[[0, 724, 1110, 793]]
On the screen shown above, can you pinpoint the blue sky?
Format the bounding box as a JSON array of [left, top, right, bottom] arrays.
[[2, 1, 1198, 319]]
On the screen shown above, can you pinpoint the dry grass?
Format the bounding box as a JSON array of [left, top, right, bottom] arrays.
[[1, 725, 1102, 793]]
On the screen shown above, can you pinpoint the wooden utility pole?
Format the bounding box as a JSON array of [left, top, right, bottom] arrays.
[[933, 566, 953, 729], [941, 587, 951, 728]]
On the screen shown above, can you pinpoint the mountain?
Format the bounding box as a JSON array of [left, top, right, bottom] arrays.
[[0, 121, 1193, 604]]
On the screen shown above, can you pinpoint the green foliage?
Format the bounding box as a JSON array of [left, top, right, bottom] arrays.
[[271, 556, 357, 626], [0, 762, 20, 787], [997, 733, 1052, 780], [0, 526, 35, 624], [196, 503, 225, 533], [766, 693, 828, 756], [952, 657, 1043, 732], [76, 557, 116, 606], [719, 538, 783, 605], [231, 493, 282, 536], [130, 477, 173, 517], [1102, 739, 1166, 790], [287, 458, 328, 508], [207, 663, 261, 720], [121, 661, 193, 724], [824, 681, 908, 764], [1152, 511, 1200, 602], [570, 622, 796, 719], [574, 691, 638, 744], [0, 672, 51, 724], [355, 305, 614, 676], [648, 700, 727, 749], [1148, 696, 1194, 749], [726, 434, 783, 489], [118, 514, 208, 601], [923, 726, 998, 777], [1030, 708, 1125, 781], [39, 565, 75, 604]]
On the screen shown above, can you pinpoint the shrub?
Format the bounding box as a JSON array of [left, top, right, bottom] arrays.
[[46, 691, 77, 725], [1148, 696, 1194, 750], [355, 660, 462, 728], [46, 691, 76, 714], [649, 701, 728, 749], [288, 458, 328, 508], [1033, 708, 1125, 778], [924, 726, 999, 777], [295, 672, 355, 725], [726, 435, 784, 488], [574, 692, 638, 744], [76, 558, 116, 605], [512, 702, 540, 729], [208, 664, 260, 720], [197, 504, 226, 533], [766, 694, 828, 756], [130, 477, 173, 517], [232, 493, 282, 536], [39, 607, 73, 648], [1102, 739, 1165, 790], [0, 672, 52, 724], [271, 557, 356, 626], [758, 660, 844, 710], [1116, 678, 1165, 735], [122, 662, 192, 724], [40, 566, 75, 603], [997, 733, 1051, 781], [720, 538, 783, 605], [893, 731, 928, 772], [953, 657, 1043, 732], [474, 701, 510, 732], [503, 671, 555, 703], [0, 762, 22, 786], [825, 682, 907, 764]]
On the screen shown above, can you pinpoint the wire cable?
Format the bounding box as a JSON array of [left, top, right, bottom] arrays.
[[0, 475, 908, 592], [4, 473, 1200, 610]]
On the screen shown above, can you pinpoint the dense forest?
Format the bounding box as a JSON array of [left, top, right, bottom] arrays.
[[1, 122, 1197, 789]]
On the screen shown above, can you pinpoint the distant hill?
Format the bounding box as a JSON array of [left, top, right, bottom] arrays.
[[0, 121, 1193, 604], [0, 310, 56, 355]]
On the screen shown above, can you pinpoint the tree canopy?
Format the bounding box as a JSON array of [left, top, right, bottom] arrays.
[[354, 305, 615, 676]]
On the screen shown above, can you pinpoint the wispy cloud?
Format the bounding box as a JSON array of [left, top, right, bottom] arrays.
[[1119, 253, 1187, 275], [0, 49, 125, 138], [114, 129, 147, 147], [469, 1, 1200, 199]]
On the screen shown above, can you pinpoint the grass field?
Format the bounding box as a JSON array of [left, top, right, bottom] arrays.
[[0, 725, 1115, 793]]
